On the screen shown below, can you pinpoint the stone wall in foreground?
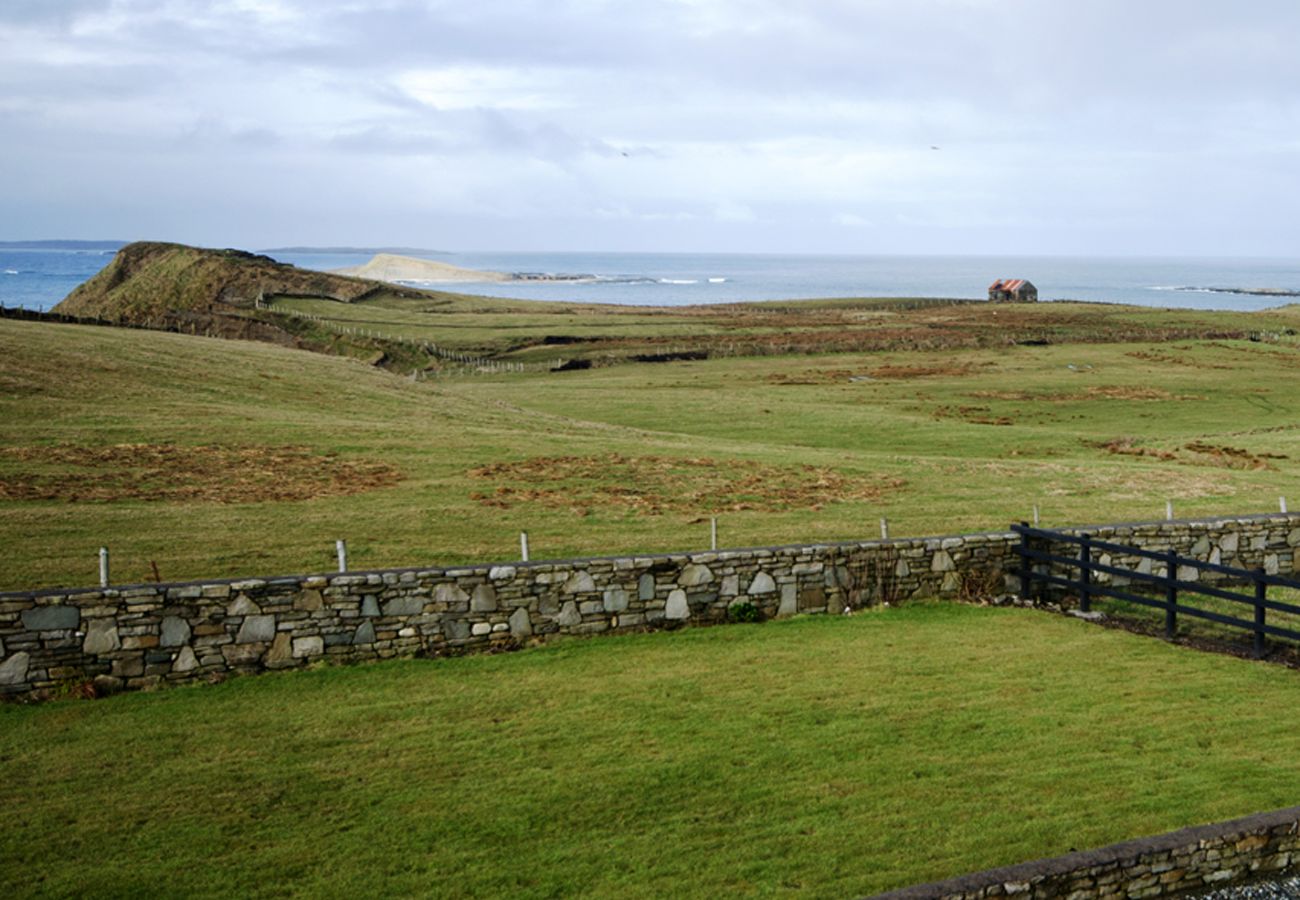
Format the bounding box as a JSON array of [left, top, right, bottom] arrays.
[[869, 805, 1300, 899], [2, 512, 1299, 697]]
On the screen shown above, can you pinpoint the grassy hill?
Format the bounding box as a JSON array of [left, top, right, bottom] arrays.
[[5, 306, 1300, 590]]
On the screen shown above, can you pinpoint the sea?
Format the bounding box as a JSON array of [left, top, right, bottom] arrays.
[[3, 246, 1300, 313]]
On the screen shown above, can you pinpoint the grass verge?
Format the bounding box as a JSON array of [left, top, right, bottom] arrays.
[[3, 604, 1299, 897]]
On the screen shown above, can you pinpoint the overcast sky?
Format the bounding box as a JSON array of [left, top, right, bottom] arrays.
[[2, 0, 1298, 254]]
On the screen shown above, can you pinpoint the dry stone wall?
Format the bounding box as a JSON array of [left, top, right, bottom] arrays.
[[2, 513, 1299, 698], [868, 804, 1300, 899]]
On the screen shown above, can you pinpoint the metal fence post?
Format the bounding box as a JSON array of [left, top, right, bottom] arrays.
[[1079, 534, 1092, 613], [1165, 548, 1178, 638], [1254, 575, 1267, 659]]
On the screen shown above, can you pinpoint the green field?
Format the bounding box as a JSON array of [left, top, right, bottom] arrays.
[[5, 302, 1300, 591], [3, 605, 1299, 897]]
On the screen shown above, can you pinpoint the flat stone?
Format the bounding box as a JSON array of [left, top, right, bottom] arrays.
[[265, 632, 293, 663], [1266, 553, 1281, 575], [1191, 535, 1211, 556], [172, 646, 199, 673], [894, 558, 911, 578], [434, 583, 469, 606], [383, 596, 424, 616], [294, 589, 323, 612], [931, 550, 955, 573], [747, 572, 776, 595], [227, 595, 260, 617], [471, 584, 497, 612], [488, 566, 516, 581], [1221, 532, 1240, 553], [360, 596, 380, 617], [778, 583, 798, 617], [638, 573, 656, 601], [0, 651, 30, 685], [471, 622, 492, 636], [83, 619, 120, 655], [444, 620, 471, 641], [556, 601, 582, 627], [509, 607, 532, 638], [678, 564, 714, 587], [21, 605, 79, 631], [720, 574, 739, 597], [665, 589, 690, 619], [603, 588, 629, 613], [563, 571, 596, 594], [160, 616, 191, 648], [292, 636, 324, 658], [1288, 528, 1300, 547], [236, 614, 276, 643], [353, 620, 376, 644]]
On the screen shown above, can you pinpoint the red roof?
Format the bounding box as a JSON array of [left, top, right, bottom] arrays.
[[989, 279, 1029, 292]]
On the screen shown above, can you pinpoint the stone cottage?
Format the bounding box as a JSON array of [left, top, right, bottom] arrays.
[[988, 279, 1038, 302]]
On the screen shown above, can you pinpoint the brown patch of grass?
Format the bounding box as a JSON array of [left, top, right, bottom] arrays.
[[970, 386, 1188, 403], [1089, 437, 1179, 461], [467, 453, 904, 516], [932, 405, 1015, 426], [1183, 441, 1286, 470], [0, 444, 402, 503]]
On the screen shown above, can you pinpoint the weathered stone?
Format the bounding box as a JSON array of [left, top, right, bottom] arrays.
[[748, 572, 776, 595], [1191, 535, 1211, 556], [488, 566, 516, 581], [665, 589, 690, 619], [931, 550, 955, 573], [295, 589, 323, 612], [434, 583, 469, 606], [382, 596, 424, 616], [444, 620, 471, 641], [603, 588, 629, 613], [0, 651, 30, 685], [720, 574, 739, 597], [1266, 553, 1281, 575], [236, 615, 276, 643], [292, 636, 324, 658], [160, 616, 191, 648], [471, 584, 497, 612], [556, 601, 582, 627], [895, 558, 911, 578], [227, 595, 260, 617], [1288, 528, 1300, 547], [172, 646, 199, 673], [360, 596, 381, 617], [509, 607, 532, 638], [1221, 532, 1240, 553], [679, 564, 714, 587], [778, 583, 798, 617], [83, 619, 121, 655], [265, 632, 293, 664], [638, 573, 656, 601], [21, 605, 79, 631], [353, 620, 376, 644], [471, 622, 492, 636], [563, 571, 596, 594]]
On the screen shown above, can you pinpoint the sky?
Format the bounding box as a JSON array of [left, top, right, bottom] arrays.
[[2, 0, 1299, 255]]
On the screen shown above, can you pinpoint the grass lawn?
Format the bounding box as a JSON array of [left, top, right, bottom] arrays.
[[3, 604, 1299, 897], [6, 313, 1300, 590]]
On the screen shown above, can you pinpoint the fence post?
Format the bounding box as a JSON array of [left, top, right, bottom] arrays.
[[520, 532, 530, 562], [880, 517, 889, 540], [1017, 522, 1031, 601], [336, 539, 348, 573], [99, 547, 110, 588], [1079, 534, 1092, 613], [1254, 575, 1267, 659], [1165, 548, 1178, 638], [710, 517, 718, 551]]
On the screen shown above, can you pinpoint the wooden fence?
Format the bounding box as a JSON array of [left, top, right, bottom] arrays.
[[1013, 523, 1300, 657]]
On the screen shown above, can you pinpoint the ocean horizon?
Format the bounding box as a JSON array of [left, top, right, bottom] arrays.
[[3, 246, 1300, 312]]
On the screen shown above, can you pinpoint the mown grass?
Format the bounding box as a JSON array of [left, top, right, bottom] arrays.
[[5, 311, 1300, 590], [3, 605, 1300, 898]]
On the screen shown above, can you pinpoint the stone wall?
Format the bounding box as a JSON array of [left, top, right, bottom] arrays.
[[2, 513, 1299, 698], [869, 805, 1300, 899]]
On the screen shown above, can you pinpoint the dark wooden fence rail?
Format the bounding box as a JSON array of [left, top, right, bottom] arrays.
[[1013, 523, 1300, 657]]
